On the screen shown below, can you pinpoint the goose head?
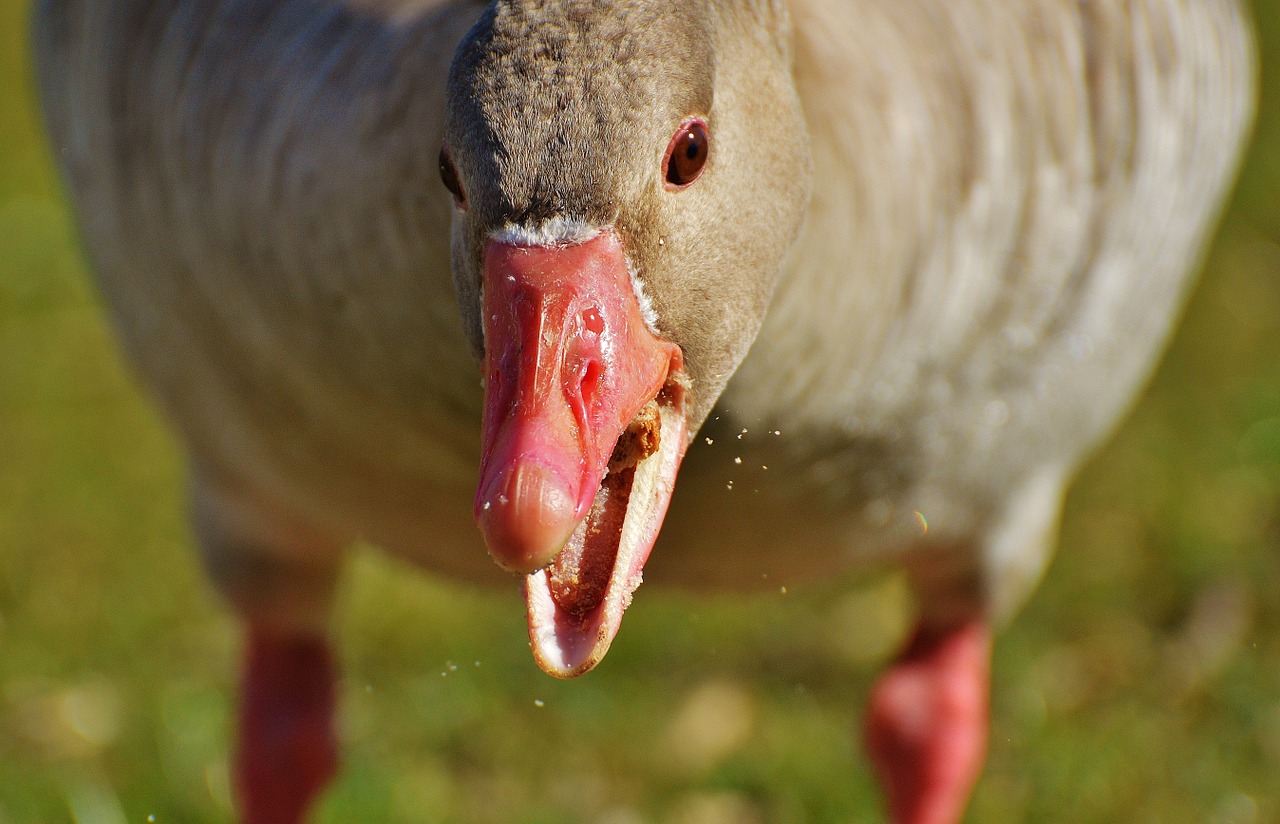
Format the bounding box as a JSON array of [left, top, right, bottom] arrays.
[[443, 0, 812, 676]]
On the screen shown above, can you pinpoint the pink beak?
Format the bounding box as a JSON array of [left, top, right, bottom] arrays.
[[475, 229, 682, 573], [474, 228, 689, 677]]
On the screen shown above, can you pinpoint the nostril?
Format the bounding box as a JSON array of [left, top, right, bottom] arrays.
[[579, 359, 602, 407], [560, 306, 609, 433], [582, 307, 604, 335], [566, 313, 605, 425]]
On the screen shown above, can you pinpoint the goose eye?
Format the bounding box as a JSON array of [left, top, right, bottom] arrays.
[[439, 146, 467, 209], [663, 119, 709, 189]]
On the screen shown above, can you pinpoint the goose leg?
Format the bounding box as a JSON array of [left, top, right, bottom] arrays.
[[236, 624, 339, 824], [192, 475, 345, 824], [865, 471, 1065, 823], [864, 616, 991, 824]]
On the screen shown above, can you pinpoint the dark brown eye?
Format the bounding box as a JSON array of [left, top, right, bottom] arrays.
[[439, 146, 466, 209], [663, 118, 709, 189]]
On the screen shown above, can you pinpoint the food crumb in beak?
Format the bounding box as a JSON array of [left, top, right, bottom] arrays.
[[608, 400, 662, 472]]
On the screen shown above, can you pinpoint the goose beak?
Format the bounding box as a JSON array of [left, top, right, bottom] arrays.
[[474, 229, 688, 677]]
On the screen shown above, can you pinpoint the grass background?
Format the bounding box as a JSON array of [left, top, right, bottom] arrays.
[[2, 2, 1279, 822]]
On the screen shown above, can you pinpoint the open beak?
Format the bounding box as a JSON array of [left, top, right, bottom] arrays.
[[474, 229, 688, 677]]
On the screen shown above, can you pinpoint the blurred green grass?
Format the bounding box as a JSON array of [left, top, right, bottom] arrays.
[[2, 2, 1279, 823]]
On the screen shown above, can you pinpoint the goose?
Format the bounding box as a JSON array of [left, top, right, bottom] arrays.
[[34, 0, 1255, 822]]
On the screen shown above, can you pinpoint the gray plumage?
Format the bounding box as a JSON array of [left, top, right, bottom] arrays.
[[35, 0, 1254, 639]]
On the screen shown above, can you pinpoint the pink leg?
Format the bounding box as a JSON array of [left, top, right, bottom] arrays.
[[864, 620, 992, 824], [236, 625, 339, 824]]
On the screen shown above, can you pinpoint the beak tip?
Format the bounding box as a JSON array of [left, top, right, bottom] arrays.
[[476, 461, 579, 574]]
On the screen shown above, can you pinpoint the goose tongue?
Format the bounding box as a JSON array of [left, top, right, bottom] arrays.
[[474, 230, 687, 678]]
